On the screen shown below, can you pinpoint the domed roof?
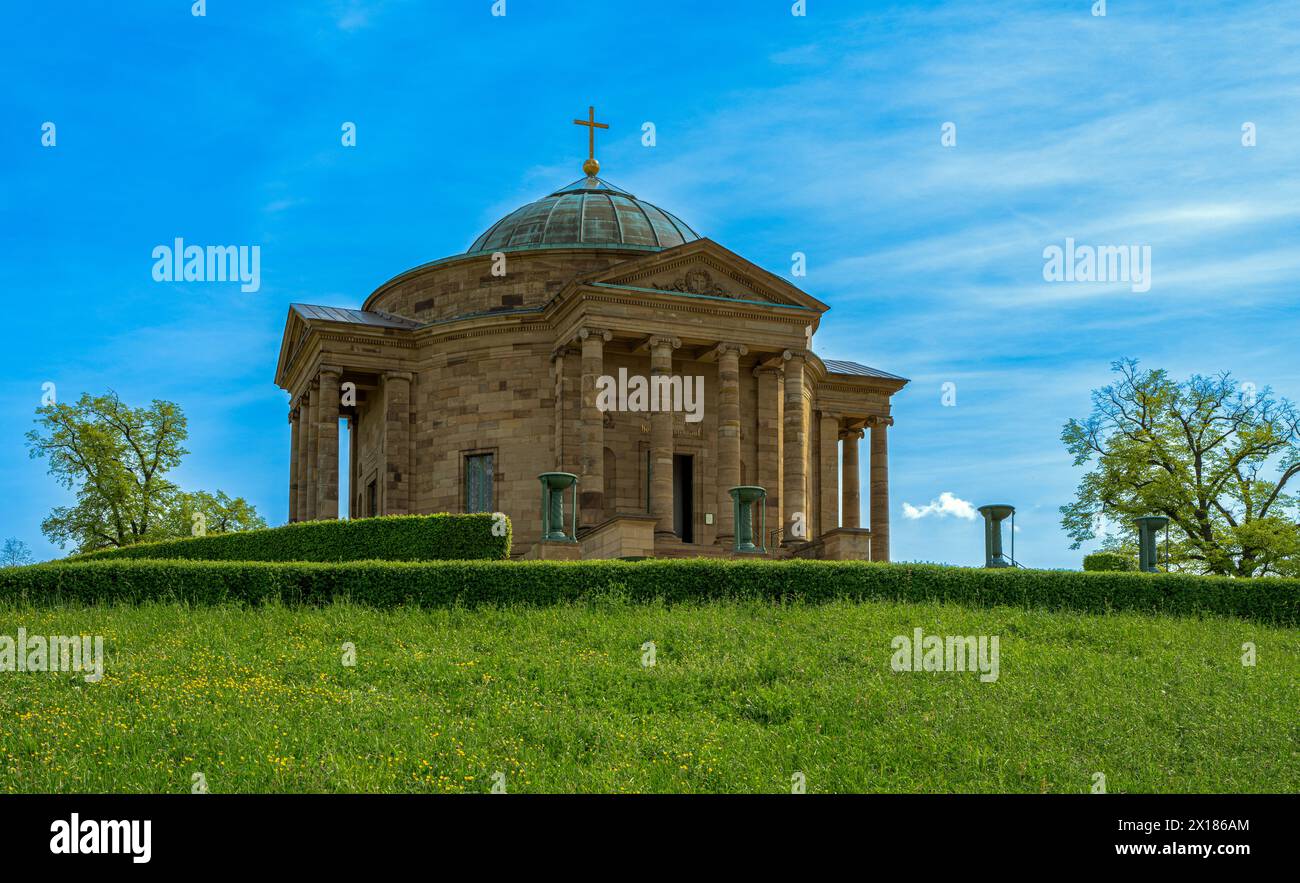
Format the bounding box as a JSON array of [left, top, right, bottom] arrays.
[[466, 176, 700, 255]]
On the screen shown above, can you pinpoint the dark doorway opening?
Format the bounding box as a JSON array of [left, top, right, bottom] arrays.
[[673, 453, 694, 542]]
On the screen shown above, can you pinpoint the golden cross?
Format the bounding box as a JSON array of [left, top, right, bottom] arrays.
[[572, 105, 608, 163]]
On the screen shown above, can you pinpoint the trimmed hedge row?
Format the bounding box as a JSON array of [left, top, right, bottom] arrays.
[[71, 514, 510, 563], [2, 559, 1295, 625], [1083, 551, 1137, 572]]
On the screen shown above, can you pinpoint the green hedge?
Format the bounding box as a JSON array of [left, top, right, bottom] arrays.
[[2, 559, 1295, 626], [70, 515, 510, 563], [1083, 551, 1137, 572]]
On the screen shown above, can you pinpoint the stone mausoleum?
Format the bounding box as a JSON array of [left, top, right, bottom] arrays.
[[274, 112, 907, 560]]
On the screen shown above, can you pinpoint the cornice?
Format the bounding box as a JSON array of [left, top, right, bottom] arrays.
[[561, 289, 813, 329]]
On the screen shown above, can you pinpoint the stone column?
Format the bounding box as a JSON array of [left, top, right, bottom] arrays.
[[304, 383, 319, 521], [347, 415, 357, 518], [754, 362, 784, 547], [782, 351, 806, 545], [819, 413, 840, 535], [802, 389, 811, 532], [552, 347, 566, 474], [288, 408, 300, 522], [867, 415, 894, 561], [579, 328, 611, 526], [714, 343, 747, 547], [315, 367, 341, 520], [841, 428, 863, 528], [649, 335, 680, 539], [382, 371, 412, 515]]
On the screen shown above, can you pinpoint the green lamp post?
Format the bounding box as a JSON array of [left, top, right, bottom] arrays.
[[728, 486, 767, 554], [977, 504, 1016, 568], [538, 472, 579, 542], [1135, 514, 1169, 573]]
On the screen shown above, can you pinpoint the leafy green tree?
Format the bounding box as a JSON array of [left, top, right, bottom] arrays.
[[167, 490, 267, 537], [1061, 359, 1300, 577], [1, 538, 34, 568], [26, 391, 263, 554]]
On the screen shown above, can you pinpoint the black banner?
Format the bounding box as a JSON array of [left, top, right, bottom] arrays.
[[0, 793, 1284, 869]]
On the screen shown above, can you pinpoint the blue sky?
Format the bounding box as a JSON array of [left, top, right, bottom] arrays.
[[3, 0, 1298, 566]]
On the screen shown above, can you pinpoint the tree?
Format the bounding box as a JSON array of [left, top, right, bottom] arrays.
[[26, 391, 264, 554], [1, 538, 34, 568], [168, 490, 267, 537], [1060, 359, 1300, 577]]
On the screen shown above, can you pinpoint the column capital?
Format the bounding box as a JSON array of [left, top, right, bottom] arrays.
[[383, 370, 413, 383], [839, 427, 865, 441], [576, 327, 613, 344], [647, 334, 681, 351], [711, 341, 749, 359], [782, 348, 806, 363], [319, 365, 343, 379], [865, 415, 895, 429]]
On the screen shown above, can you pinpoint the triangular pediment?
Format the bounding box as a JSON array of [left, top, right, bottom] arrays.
[[581, 239, 828, 313], [273, 307, 311, 390]]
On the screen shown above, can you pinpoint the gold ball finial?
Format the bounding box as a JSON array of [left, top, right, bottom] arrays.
[[583, 157, 600, 177]]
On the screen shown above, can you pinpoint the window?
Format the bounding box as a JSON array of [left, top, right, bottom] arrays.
[[366, 479, 377, 517], [465, 452, 495, 513]]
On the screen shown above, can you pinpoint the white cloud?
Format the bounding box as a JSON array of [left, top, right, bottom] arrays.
[[903, 492, 978, 521]]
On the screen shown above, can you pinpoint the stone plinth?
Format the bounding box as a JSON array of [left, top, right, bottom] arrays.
[[819, 527, 872, 561], [580, 514, 658, 560], [524, 540, 583, 561]]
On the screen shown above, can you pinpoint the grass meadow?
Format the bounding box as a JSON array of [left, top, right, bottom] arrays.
[[1, 596, 1295, 793]]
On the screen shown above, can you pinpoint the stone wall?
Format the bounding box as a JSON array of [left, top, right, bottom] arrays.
[[410, 335, 556, 550], [365, 250, 644, 324]]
